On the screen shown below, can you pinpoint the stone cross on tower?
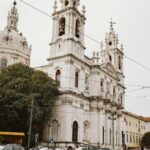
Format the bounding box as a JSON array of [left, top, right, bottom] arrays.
[[109, 18, 116, 32]]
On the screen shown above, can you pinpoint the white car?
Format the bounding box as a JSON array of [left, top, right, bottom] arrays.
[[30, 146, 53, 150], [0, 145, 5, 150], [0, 144, 24, 150], [30, 146, 65, 150]]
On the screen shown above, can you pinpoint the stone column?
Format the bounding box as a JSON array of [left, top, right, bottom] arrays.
[[89, 100, 99, 144]]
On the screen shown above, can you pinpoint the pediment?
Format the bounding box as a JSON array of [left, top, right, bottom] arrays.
[[100, 62, 119, 80]]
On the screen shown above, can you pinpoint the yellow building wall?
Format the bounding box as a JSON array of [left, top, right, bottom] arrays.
[[125, 113, 146, 149]]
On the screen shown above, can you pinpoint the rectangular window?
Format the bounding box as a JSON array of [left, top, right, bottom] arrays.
[[130, 134, 132, 143], [126, 134, 128, 143]]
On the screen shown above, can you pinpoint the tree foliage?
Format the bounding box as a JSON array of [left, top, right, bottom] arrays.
[[0, 63, 59, 139], [141, 132, 150, 148]]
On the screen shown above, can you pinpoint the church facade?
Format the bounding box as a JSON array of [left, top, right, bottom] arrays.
[[0, 0, 126, 149], [38, 0, 126, 149]]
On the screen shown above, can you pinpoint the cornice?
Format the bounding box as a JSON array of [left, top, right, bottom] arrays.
[[106, 48, 124, 56], [0, 50, 30, 60], [52, 7, 86, 20], [91, 65, 120, 81], [0, 47, 30, 57], [47, 53, 91, 68], [59, 90, 90, 100], [48, 54, 124, 87], [49, 37, 86, 50], [117, 82, 126, 89]]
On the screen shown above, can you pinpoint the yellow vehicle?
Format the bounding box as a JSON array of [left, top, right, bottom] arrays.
[[0, 132, 25, 144]]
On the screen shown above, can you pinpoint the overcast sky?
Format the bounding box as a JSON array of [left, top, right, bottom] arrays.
[[1, 0, 150, 117]]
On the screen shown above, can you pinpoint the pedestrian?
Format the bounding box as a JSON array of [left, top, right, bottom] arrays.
[[67, 146, 73, 150], [75, 144, 81, 150]]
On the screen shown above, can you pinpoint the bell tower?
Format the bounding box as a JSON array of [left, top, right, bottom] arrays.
[[60, 0, 80, 9], [100, 19, 124, 82], [48, 0, 86, 60]]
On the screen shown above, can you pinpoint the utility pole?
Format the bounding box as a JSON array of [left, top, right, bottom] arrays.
[[108, 107, 116, 150], [112, 113, 115, 150], [27, 96, 34, 150]]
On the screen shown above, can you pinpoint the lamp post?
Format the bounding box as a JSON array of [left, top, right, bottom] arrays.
[[112, 112, 115, 149], [108, 106, 116, 150], [27, 96, 34, 150]]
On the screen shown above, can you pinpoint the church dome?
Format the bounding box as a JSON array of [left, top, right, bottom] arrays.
[[0, 1, 31, 70]]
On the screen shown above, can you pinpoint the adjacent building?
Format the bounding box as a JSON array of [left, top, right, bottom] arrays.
[[123, 111, 150, 150], [145, 117, 150, 132]]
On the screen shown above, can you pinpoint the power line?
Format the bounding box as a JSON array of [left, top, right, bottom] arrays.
[[125, 87, 146, 93], [124, 84, 150, 88], [126, 95, 150, 100], [20, 0, 150, 73], [124, 56, 150, 71], [16, 1, 150, 107], [46, 73, 150, 97], [20, 0, 52, 18], [47, 73, 150, 89], [20, 0, 100, 44]]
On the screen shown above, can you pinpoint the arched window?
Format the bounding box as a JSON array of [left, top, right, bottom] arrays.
[[75, 71, 79, 88], [116, 130, 118, 145], [59, 18, 65, 36], [85, 76, 89, 91], [130, 133, 132, 143], [65, 0, 69, 6], [75, 20, 80, 38], [100, 80, 103, 87], [109, 41, 112, 46], [51, 120, 59, 141], [119, 94, 123, 106], [122, 131, 125, 145], [126, 133, 128, 143], [133, 134, 135, 143], [110, 128, 112, 144], [100, 79, 104, 93], [0, 58, 7, 70], [55, 70, 61, 85], [136, 135, 138, 143], [72, 121, 78, 142], [109, 55, 112, 62], [73, 1, 76, 7], [118, 56, 121, 70], [113, 86, 116, 98]]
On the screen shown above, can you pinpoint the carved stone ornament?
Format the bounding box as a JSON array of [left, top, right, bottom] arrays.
[[65, 58, 74, 64]]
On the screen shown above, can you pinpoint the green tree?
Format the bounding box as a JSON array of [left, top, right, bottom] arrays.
[[0, 63, 59, 142], [141, 132, 150, 148]]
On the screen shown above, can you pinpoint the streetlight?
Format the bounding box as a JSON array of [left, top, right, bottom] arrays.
[[108, 105, 116, 150], [27, 96, 34, 150]]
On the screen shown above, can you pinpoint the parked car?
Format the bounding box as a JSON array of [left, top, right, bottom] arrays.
[[30, 146, 66, 150], [30, 146, 53, 150], [97, 148, 111, 150], [0, 145, 5, 150], [0, 144, 24, 150]]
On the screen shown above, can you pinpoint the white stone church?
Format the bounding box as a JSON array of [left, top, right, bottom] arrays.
[[0, 0, 126, 149]]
